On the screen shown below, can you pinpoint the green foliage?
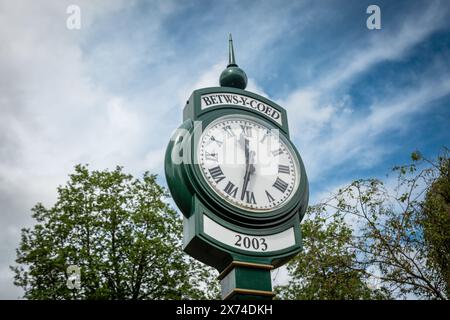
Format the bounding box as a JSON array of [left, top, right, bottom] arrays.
[[11, 165, 220, 300], [12, 151, 449, 300], [421, 154, 450, 297], [277, 149, 449, 300], [276, 206, 388, 300], [411, 151, 423, 162]]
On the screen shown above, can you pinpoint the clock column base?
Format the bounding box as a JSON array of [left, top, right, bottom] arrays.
[[218, 261, 275, 300]]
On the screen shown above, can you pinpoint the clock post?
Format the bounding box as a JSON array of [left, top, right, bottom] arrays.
[[165, 35, 309, 300]]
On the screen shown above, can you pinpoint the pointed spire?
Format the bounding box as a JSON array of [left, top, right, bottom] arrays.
[[220, 34, 248, 90], [228, 33, 237, 67]]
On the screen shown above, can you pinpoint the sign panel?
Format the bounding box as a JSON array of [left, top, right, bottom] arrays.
[[203, 215, 295, 253], [200, 93, 283, 126]]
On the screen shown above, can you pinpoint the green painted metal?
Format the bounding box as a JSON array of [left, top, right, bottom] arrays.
[[182, 195, 304, 271], [164, 35, 309, 299], [165, 85, 309, 271], [228, 34, 237, 66], [221, 267, 273, 300], [219, 34, 248, 89]]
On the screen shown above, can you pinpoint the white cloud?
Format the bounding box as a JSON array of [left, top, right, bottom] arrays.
[[142, 147, 166, 173], [278, 1, 450, 183], [279, 89, 336, 142], [272, 265, 290, 287], [297, 76, 450, 181], [320, 1, 447, 90], [0, 0, 449, 299], [0, 0, 143, 298], [0, 0, 297, 297]]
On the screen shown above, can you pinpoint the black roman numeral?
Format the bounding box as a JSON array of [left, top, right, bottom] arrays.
[[272, 148, 283, 156], [240, 125, 252, 137], [223, 125, 235, 137], [273, 177, 288, 193], [265, 190, 275, 203], [205, 152, 218, 161], [209, 136, 223, 146], [208, 166, 225, 184], [245, 191, 256, 204], [278, 164, 290, 174], [224, 181, 238, 198], [260, 130, 271, 143]]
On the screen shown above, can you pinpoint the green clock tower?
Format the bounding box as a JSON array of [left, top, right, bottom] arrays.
[[165, 35, 309, 300]]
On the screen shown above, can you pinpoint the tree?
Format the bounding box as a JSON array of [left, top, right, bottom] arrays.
[[276, 205, 389, 300], [11, 165, 220, 299], [421, 152, 450, 297], [277, 150, 449, 300]]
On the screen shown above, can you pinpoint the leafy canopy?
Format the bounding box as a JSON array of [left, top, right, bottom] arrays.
[[11, 165, 219, 299], [277, 149, 449, 300]]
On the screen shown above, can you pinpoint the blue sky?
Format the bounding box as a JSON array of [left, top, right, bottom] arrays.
[[0, 0, 449, 298]]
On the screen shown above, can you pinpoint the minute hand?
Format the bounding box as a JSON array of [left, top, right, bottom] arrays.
[[241, 154, 256, 201], [241, 167, 251, 201], [240, 138, 250, 201]]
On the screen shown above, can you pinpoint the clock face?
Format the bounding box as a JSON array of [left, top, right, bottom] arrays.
[[198, 115, 300, 212]]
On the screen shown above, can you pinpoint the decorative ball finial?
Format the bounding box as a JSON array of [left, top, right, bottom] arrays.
[[220, 34, 248, 90]]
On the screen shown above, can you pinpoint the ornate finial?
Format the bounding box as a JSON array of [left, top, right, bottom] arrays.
[[220, 34, 248, 90], [228, 33, 237, 67]]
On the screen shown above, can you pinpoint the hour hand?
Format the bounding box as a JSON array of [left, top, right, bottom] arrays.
[[239, 134, 250, 165], [249, 151, 256, 174]]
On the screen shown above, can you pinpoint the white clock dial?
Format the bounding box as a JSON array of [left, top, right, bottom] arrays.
[[198, 116, 300, 212]]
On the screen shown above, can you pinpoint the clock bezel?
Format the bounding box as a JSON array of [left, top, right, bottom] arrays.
[[196, 114, 301, 213], [183, 108, 308, 227]]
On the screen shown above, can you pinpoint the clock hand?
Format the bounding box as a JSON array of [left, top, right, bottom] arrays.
[[241, 150, 255, 201], [243, 135, 250, 165], [238, 133, 251, 165], [241, 169, 250, 201], [249, 151, 256, 175], [240, 138, 250, 200]]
